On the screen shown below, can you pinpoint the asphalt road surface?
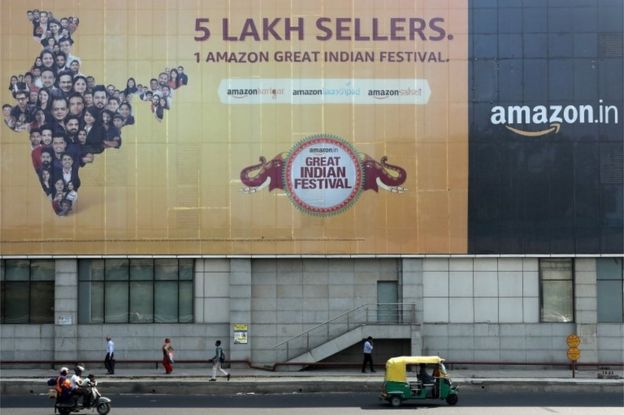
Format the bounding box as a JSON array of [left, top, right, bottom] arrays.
[[2, 391, 623, 415]]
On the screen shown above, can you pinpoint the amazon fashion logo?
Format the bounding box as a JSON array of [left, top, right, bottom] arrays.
[[490, 100, 620, 137]]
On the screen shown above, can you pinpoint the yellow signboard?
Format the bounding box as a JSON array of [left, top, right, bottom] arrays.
[[567, 347, 581, 361], [233, 323, 248, 344], [0, 0, 468, 255], [566, 335, 581, 348]]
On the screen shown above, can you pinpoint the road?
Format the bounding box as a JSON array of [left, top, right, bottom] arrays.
[[1, 391, 622, 414]]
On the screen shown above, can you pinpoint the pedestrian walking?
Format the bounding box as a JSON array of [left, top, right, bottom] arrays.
[[361, 336, 375, 373], [104, 336, 115, 374], [209, 340, 230, 381], [162, 338, 174, 374]]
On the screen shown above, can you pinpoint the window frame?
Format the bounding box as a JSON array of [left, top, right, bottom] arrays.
[[0, 259, 55, 324], [538, 258, 575, 323], [596, 258, 624, 323], [78, 258, 194, 324]]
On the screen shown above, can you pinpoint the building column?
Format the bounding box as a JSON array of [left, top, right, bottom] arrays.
[[54, 259, 78, 362], [402, 259, 423, 355], [575, 258, 598, 363], [229, 259, 252, 366]]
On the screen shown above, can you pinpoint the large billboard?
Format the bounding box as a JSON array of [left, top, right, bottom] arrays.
[[467, 0, 623, 254], [0, 0, 468, 255], [1, 1, 622, 256]]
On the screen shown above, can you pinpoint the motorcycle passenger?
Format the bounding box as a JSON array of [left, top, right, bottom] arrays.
[[70, 365, 90, 406], [83, 374, 97, 407]]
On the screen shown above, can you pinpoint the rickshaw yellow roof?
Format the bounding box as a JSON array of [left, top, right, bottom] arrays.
[[387, 356, 445, 365], [384, 356, 445, 382]]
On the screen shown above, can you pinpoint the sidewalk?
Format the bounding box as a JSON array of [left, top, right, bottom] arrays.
[[1, 367, 622, 395]]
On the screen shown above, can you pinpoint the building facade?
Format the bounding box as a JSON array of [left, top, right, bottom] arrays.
[[1, 1, 622, 368], [2, 257, 623, 366]]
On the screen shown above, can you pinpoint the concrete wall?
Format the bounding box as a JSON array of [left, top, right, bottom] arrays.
[[416, 257, 618, 364], [194, 259, 230, 324], [1, 257, 622, 366], [420, 258, 539, 324], [597, 324, 624, 362], [418, 258, 552, 362], [250, 259, 399, 363], [421, 323, 575, 363], [0, 325, 54, 361]]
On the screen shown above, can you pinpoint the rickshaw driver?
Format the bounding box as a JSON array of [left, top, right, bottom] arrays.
[[418, 363, 435, 384]]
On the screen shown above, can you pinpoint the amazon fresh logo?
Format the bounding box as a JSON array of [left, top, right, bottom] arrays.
[[490, 100, 620, 137]]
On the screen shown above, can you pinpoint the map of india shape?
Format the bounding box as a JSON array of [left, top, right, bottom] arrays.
[[3, 10, 188, 216]]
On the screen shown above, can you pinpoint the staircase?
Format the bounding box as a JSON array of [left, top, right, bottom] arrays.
[[273, 303, 418, 364]]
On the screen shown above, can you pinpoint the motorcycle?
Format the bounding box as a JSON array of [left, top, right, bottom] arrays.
[[49, 376, 112, 415]]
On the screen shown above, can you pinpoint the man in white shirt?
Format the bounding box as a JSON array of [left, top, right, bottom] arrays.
[[361, 336, 375, 373], [105, 336, 115, 374]]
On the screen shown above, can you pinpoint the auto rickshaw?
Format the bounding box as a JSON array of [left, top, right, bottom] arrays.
[[380, 356, 458, 407]]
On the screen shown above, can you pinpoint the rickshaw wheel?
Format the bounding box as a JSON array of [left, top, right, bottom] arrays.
[[390, 396, 402, 407], [446, 394, 458, 406]]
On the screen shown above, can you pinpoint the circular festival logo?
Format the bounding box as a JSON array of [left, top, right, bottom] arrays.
[[284, 135, 363, 216]]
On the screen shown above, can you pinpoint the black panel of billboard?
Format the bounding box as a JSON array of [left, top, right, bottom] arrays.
[[468, 0, 623, 254]]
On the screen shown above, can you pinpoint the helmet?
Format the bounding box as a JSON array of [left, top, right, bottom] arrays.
[[74, 365, 85, 375], [60, 367, 69, 376]]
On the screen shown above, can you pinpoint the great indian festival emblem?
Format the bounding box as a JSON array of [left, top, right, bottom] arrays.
[[240, 134, 407, 216]]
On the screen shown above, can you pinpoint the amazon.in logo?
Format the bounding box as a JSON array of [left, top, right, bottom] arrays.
[[490, 100, 620, 137]]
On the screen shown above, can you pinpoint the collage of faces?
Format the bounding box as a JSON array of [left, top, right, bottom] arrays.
[[2, 10, 189, 216]]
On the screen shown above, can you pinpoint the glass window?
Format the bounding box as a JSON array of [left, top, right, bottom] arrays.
[[105, 259, 129, 280], [131, 259, 153, 280], [3, 281, 29, 323], [156, 259, 178, 280], [5, 260, 29, 281], [79, 260, 104, 281], [597, 258, 623, 323], [130, 281, 153, 323], [78, 259, 193, 323], [155, 281, 178, 323], [179, 259, 193, 280], [30, 282, 55, 323], [540, 259, 574, 322], [79, 281, 104, 324], [105, 282, 129, 323], [179, 281, 193, 323], [1, 260, 54, 324]]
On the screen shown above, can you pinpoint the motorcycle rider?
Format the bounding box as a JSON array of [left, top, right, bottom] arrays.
[[47, 367, 72, 402]]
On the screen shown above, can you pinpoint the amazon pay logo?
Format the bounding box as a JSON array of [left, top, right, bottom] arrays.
[[490, 100, 620, 137]]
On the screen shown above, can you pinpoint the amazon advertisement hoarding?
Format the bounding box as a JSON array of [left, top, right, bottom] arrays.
[[468, 0, 623, 254], [0, 1, 621, 256], [0, 0, 468, 255]]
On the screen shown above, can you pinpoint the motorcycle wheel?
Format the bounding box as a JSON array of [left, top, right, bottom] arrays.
[[96, 403, 111, 415], [58, 409, 72, 415]]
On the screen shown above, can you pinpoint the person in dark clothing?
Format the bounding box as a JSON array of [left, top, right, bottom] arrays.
[[418, 364, 435, 383]]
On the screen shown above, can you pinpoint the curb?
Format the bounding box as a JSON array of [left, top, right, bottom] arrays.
[[2, 379, 623, 396]]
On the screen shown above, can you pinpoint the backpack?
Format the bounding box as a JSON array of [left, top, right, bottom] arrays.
[[219, 349, 226, 363]]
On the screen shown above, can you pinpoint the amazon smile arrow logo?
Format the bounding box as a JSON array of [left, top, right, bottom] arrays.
[[505, 123, 560, 137]]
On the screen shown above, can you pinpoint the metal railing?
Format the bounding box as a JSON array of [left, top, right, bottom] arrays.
[[273, 303, 417, 362]]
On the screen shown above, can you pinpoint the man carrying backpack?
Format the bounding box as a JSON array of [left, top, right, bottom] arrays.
[[209, 339, 230, 381]]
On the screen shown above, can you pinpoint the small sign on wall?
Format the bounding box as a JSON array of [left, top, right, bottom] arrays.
[[233, 323, 248, 344], [57, 315, 73, 325]]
